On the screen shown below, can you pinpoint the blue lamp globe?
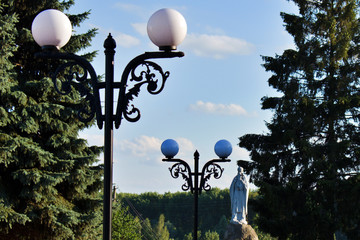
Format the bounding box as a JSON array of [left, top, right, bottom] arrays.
[[214, 139, 232, 158], [161, 139, 179, 158]]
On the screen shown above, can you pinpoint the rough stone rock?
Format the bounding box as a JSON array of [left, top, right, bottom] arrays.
[[224, 223, 258, 240]]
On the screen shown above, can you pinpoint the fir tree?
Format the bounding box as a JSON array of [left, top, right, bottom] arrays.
[[239, 0, 360, 239], [142, 218, 156, 240], [154, 214, 170, 240], [112, 203, 142, 240], [201, 230, 219, 240], [0, 0, 102, 239]]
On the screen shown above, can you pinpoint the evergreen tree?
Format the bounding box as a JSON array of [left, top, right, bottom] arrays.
[[201, 230, 219, 240], [0, 0, 25, 231], [0, 0, 102, 239], [183, 232, 193, 240], [141, 218, 157, 240], [112, 203, 142, 240], [183, 231, 201, 240], [239, 0, 360, 239], [154, 214, 171, 240]]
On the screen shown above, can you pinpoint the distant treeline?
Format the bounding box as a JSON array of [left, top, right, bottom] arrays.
[[116, 188, 258, 239]]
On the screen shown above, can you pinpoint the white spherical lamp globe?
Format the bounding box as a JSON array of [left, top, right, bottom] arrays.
[[31, 9, 72, 49], [161, 139, 179, 158], [147, 8, 187, 51], [214, 140, 232, 159]]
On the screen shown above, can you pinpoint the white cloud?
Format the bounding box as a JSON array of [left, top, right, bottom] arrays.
[[116, 136, 195, 161], [131, 22, 147, 36], [79, 132, 103, 146], [182, 33, 255, 59], [90, 23, 141, 48], [118, 135, 162, 157], [232, 146, 251, 161], [189, 101, 249, 116], [113, 32, 140, 48], [175, 137, 195, 156]]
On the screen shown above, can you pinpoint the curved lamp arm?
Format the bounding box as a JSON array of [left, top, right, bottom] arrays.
[[162, 158, 193, 192], [115, 51, 184, 128], [35, 51, 103, 128], [35, 49, 184, 129], [199, 158, 231, 194]]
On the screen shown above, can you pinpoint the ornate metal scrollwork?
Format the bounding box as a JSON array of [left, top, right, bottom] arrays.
[[130, 61, 170, 94], [168, 162, 193, 192], [35, 51, 103, 129], [36, 49, 184, 130], [200, 161, 225, 193], [52, 61, 97, 123], [122, 61, 170, 123], [163, 155, 230, 195], [115, 51, 184, 128]]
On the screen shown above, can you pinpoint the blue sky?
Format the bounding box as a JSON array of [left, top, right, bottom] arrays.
[[68, 0, 298, 193]]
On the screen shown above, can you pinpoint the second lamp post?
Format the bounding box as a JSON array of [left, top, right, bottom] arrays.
[[161, 139, 232, 240]]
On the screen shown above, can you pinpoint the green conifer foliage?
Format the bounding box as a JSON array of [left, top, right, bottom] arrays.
[[154, 214, 170, 240], [112, 203, 142, 240], [0, 0, 102, 239], [239, 1, 360, 239]]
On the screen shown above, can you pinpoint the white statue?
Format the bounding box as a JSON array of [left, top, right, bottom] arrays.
[[230, 166, 249, 225]]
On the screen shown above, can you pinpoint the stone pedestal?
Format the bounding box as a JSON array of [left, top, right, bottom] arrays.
[[224, 223, 258, 240]]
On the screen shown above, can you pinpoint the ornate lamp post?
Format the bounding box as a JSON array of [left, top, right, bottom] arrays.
[[31, 8, 186, 240], [161, 139, 232, 240]]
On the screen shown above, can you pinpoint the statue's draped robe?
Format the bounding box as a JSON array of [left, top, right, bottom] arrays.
[[230, 173, 249, 224]]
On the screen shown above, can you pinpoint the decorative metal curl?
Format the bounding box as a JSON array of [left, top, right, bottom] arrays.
[[200, 162, 225, 193], [115, 51, 184, 128], [121, 61, 170, 123], [35, 51, 103, 129], [163, 155, 230, 195], [168, 162, 193, 192], [130, 61, 170, 94], [52, 61, 96, 122], [36, 49, 184, 130]]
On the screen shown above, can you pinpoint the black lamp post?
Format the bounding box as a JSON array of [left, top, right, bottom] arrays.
[[31, 8, 186, 240], [160, 139, 232, 240]]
